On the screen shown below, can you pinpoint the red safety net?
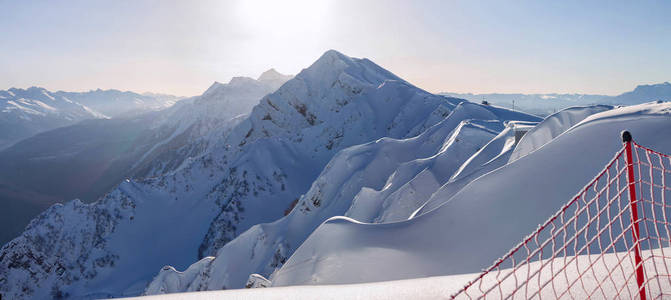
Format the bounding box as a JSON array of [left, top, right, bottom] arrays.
[[451, 137, 671, 299]]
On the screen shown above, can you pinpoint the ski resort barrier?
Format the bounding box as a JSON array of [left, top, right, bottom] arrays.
[[451, 131, 671, 299]]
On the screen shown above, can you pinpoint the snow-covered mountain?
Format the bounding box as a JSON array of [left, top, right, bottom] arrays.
[[4, 49, 664, 300], [0, 87, 104, 149], [257, 69, 294, 91], [0, 72, 288, 250], [442, 82, 671, 116], [143, 102, 669, 295], [0, 50, 471, 299], [0, 87, 182, 150], [143, 101, 671, 297], [608, 82, 671, 105], [144, 101, 540, 294], [267, 101, 671, 287], [131, 71, 292, 178], [54, 89, 181, 118]]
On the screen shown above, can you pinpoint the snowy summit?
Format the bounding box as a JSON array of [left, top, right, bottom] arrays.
[[0, 49, 669, 300]]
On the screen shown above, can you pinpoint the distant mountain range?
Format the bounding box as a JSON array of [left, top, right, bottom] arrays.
[[442, 81, 671, 116], [0, 87, 181, 149], [0, 69, 291, 248], [57, 89, 181, 118]]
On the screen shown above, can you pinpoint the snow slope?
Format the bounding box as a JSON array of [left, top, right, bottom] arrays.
[[138, 275, 472, 300], [509, 105, 612, 162], [269, 101, 671, 287], [144, 101, 540, 294], [130, 247, 671, 300], [130, 72, 289, 178], [414, 124, 521, 216], [0, 50, 464, 299]]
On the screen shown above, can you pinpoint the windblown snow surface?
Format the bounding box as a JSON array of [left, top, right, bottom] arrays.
[[142, 92, 671, 297], [508, 104, 613, 162], [268, 101, 671, 287], [144, 101, 539, 295], [139, 101, 669, 299], [128, 247, 671, 299]]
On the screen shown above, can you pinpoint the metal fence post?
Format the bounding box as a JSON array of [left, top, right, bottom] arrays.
[[623, 130, 647, 300]]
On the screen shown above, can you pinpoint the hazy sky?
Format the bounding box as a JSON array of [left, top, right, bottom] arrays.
[[1, 0, 670, 96]]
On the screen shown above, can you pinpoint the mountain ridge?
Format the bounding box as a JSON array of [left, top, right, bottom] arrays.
[[0, 70, 290, 250], [0, 50, 463, 299]]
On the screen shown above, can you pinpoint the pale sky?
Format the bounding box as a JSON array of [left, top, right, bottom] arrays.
[[1, 0, 669, 97]]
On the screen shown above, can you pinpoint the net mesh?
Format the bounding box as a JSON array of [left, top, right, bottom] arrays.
[[451, 141, 671, 299]]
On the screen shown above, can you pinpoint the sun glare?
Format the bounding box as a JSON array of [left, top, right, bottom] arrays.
[[234, 0, 332, 38]]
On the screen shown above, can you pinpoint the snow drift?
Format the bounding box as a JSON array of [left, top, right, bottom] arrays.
[[145, 102, 540, 294], [269, 101, 671, 287]]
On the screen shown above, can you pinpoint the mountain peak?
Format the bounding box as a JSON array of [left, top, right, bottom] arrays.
[[6, 86, 48, 94], [6, 86, 55, 101], [320, 49, 349, 61], [296, 50, 403, 89], [612, 81, 671, 104], [201, 77, 269, 99], [309, 50, 353, 71], [257, 69, 292, 90], [629, 82, 671, 96], [228, 76, 258, 86], [27, 86, 48, 92], [633, 81, 671, 90], [201, 81, 226, 97], [258, 69, 289, 81]]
